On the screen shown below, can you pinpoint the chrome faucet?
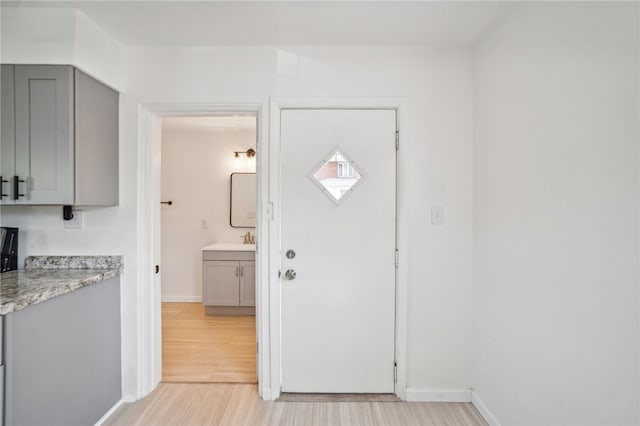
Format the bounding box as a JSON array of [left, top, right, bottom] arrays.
[[242, 231, 255, 244]]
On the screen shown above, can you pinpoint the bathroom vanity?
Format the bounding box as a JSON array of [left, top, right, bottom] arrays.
[[201, 243, 255, 315]]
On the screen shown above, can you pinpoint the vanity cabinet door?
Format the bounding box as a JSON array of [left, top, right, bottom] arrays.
[[203, 261, 241, 306], [239, 261, 256, 307]]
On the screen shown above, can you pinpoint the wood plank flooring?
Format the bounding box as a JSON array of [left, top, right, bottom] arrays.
[[162, 302, 256, 383], [104, 383, 488, 426]]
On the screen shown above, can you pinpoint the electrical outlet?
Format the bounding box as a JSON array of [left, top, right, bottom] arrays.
[[431, 206, 444, 225], [64, 210, 84, 229]]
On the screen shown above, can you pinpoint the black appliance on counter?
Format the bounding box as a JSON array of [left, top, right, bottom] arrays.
[[1, 227, 18, 272]]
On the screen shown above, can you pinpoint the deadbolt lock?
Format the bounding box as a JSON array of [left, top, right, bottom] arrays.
[[285, 249, 296, 259]]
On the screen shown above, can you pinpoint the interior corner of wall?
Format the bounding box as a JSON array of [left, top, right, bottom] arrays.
[[471, 390, 501, 426], [71, 8, 126, 91]]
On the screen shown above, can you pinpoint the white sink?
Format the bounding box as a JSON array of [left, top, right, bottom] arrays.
[[201, 243, 256, 252]]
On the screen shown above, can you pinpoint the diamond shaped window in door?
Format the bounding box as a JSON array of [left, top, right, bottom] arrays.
[[309, 148, 364, 205]]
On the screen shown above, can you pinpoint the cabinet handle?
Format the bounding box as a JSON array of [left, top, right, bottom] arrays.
[[13, 176, 25, 200], [235, 266, 239, 277], [0, 176, 8, 199], [240, 265, 244, 277]]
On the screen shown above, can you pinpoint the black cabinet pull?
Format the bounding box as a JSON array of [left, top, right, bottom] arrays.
[[0, 176, 8, 200], [13, 176, 25, 200]]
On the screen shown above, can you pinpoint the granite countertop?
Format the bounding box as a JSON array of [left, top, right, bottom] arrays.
[[202, 243, 256, 252], [0, 256, 123, 315]]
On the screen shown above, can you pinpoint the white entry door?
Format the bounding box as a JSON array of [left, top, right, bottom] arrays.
[[280, 109, 397, 393]]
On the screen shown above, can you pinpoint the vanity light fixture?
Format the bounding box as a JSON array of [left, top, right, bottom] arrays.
[[233, 148, 256, 158]]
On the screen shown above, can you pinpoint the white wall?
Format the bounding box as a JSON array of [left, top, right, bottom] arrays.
[[161, 125, 256, 301], [472, 3, 639, 424], [1, 8, 125, 89], [126, 45, 475, 396], [2, 22, 475, 399], [2, 6, 475, 400]]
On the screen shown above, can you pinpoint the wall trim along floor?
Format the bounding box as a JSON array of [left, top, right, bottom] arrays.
[[471, 391, 500, 426], [406, 388, 471, 402]]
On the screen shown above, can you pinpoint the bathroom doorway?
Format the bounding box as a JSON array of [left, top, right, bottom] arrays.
[[159, 114, 258, 383]]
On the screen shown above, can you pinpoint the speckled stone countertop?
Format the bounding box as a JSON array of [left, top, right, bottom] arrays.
[[0, 256, 122, 315]]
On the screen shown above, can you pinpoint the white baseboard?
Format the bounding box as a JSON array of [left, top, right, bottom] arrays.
[[94, 398, 128, 426], [161, 295, 202, 303], [471, 391, 500, 426], [405, 388, 471, 402]]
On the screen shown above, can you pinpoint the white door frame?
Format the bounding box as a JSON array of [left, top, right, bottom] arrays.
[[136, 102, 272, 399], [269, 97, 409, 400], [137, 98, 408, 402]]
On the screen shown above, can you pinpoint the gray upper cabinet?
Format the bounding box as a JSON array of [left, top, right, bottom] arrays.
[[0, 64, 119, 206], [1, 65, 15, 203]]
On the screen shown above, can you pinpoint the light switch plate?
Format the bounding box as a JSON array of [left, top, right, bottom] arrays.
[[431, 206, 444, 225], [64, 210, 84, 229]]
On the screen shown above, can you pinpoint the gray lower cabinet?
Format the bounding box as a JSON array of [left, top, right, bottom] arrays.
[[0, 64, 118, 206], [0, 315, 4, 426], [0, 365, 4, 426], [203, 260, 242, 306], [203, 250, 255, 309], [3, 277, 121, 426]]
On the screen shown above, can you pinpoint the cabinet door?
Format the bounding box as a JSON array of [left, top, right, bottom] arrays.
[[239, 261, 256, 307], [3, 277, 121, 426], [0, 364, 4, 426], [1, 65, 15, 204], [14, 65, 74, 204], [203, 261, 240, 306]]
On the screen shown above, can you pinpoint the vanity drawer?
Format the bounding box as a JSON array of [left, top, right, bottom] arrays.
[[203, 250, 255, 262]]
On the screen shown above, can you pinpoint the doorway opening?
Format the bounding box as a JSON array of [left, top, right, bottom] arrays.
[[159, 113, 258, 384]]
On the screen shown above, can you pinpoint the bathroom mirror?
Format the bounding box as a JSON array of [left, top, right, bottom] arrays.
[[230, 173, 256, 228]]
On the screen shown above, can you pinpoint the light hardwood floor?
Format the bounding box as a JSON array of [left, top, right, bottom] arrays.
[[104, 383, 488, 426], [162, 302, 256, 383]]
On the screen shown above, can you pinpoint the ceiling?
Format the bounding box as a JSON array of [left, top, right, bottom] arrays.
[[2, 1, 513, 47]]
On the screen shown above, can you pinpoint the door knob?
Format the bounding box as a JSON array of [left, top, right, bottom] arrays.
[[284, 269, 297, 280]]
